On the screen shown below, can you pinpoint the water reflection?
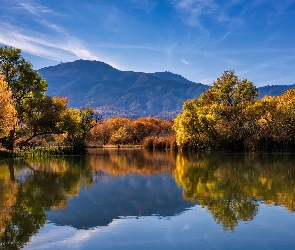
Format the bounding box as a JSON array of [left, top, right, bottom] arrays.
[[0, 149, 189, 249], [47, 149, 193, 229], [174, 152, 295, 231], [0, 157, 93, 249], [87, 148, 177, 175], [1, 150, 295, 248]]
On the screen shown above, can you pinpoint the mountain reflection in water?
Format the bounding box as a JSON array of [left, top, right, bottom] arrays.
[[45, 149, 193, 229], [1, 149, 295, 249]]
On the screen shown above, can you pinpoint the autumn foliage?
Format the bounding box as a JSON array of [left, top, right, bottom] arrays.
[[89, 117, 175, 149], [0, 46, 94, 154], [0, 77, 17, 138], [174, 70, 295, 152]]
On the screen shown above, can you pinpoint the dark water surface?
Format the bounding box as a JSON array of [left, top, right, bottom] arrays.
[[1, 149, 295, 249]]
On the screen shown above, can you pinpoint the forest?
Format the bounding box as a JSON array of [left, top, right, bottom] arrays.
[[1, 46, 295, 154]]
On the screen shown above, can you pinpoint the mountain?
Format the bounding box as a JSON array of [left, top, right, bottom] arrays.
[[38, 60, 208, 118], [38, 60, 295, 119], [258, 84, 295, 98]]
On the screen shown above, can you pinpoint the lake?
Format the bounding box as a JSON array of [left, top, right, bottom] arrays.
[[1, 149, 295, 249]]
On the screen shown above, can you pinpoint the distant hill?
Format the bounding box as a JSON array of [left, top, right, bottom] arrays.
[[39, 60, 208, 118], [258, 85, 295, 98], [38, 60, 294, 118]]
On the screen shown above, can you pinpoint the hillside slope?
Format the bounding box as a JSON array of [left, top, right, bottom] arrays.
[[39, 60, 208, 118]]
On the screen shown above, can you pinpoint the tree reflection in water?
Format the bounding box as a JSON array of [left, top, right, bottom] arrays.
[[0, 149, 177, 249], [1, 150, 295, 248], [0, 157, 93, 249], [174, 152, 295, 231]]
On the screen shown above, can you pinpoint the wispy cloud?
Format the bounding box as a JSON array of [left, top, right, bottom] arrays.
[[175, 0, 219, 17], [19, 1, 53, 16], [238, 55, 295, 75], [171, 0, 229, 33], [38, 20, 66, 34], [171, 0, 248, 47], [95, 43, 162, 52], [0, 1, 99, 63], [181, 59, 190, 65], [0, 22, 99, 62]]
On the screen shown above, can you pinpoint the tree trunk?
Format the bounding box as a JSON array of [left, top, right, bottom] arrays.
[[8, 129, 15, 151]]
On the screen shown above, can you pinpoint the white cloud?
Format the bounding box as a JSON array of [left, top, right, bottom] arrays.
[[38, 20, 66, 34], [0, 22, 99, 62], [0, 1, 100, 63], [181, 59, 190, 65], [171, 0, 245, 38], [172, 0, 222, 25], [19, 1, 53, 16], [95, 43, 162, 52]]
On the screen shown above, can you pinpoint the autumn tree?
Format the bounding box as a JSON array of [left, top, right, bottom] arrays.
[[248, 89, 295, 151], [205, 70, 258, 149], [67, 107, 95, 154], [0, 46, 47, 150], [108, 117, 133, 144], [0, 46, 95, 153], [0, 77, 17, 138], [174, 70, 258, 151], [89, 117, 175, 146]]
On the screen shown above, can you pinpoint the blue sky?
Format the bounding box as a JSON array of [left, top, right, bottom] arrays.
[[0, 0, 294, 87]]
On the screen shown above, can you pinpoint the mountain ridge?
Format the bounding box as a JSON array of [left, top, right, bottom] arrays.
[[38, 60, 295, 118], [39, 60, 207, 118]]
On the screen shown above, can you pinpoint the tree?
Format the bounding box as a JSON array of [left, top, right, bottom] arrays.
[[0, 46, 47, 119], [89, 117, 175, 146], [0, 77, 17, 138], [174, 70, 258, 151], [206, 70, 258, 106], [248, 89, 295, 151], [0, 47, 95, 153], [80, 107, 95, 140], [19, 96, 69, 146], [0, 46, 47, 150], [58, 108, 83, 140]]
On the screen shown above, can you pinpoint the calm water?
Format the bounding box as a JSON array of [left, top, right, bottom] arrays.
[[1, 149, 295, 249]]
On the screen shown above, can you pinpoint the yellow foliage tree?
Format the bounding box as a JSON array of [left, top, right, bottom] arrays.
[[174, 70, 259, 151], [0, 77, 17, 138]]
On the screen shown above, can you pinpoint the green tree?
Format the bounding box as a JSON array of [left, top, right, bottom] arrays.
[[80, 106, 95, 140], [19, 96, 69, 145], [0, 46, 94, 153], [174, 70, 258, 151], [0, 46, 47, 150], [206, 70, 258, 106], [0, 46, 47, 119], [70, 107, 95, 154]]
